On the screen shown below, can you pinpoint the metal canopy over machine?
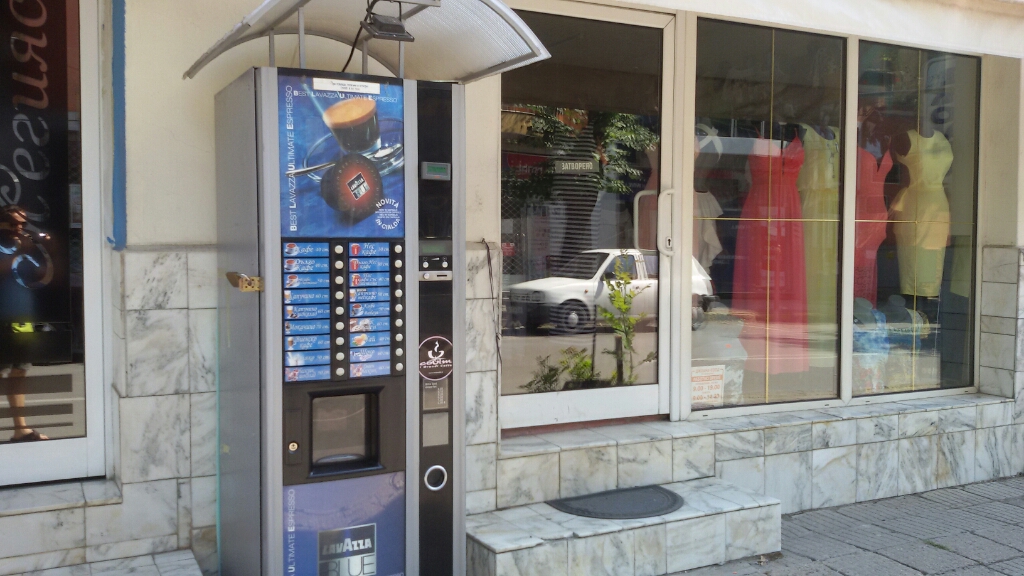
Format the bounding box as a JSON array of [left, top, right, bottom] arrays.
[[184, 0, 550, 82]]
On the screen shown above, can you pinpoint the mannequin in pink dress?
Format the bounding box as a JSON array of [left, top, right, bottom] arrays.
[[733, 135, 808, 374], [854, 147, 892, 305]]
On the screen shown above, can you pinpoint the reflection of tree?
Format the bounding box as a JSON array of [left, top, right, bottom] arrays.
[[502, 105, 659, 269]]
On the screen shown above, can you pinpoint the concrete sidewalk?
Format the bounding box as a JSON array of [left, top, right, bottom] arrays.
[[675, 476, 1024, 576]]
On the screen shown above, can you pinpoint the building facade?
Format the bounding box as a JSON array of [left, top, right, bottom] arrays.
[[2, 0, 1024, 574]]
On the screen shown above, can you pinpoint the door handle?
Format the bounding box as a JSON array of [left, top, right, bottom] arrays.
[[657, 190, 675, 256], [225, 272, 264, 293]]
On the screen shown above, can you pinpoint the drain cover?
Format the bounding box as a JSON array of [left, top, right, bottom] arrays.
[[547, 486, 684, 519]]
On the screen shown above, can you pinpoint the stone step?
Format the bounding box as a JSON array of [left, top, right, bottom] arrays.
[[467, 477, 781, 576]]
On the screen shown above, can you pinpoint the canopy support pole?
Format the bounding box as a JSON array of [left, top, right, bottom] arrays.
[[268, 29, 276, 66], [361, 36, 369, 74], [398, 5, 406, 78], [298, 7, 306, 68]]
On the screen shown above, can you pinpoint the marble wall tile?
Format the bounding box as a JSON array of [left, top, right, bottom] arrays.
[[188, 309, 217, 394], [111, 335, 126, 398], [468, 539, 497, 576], [981, 315, 1017, 336], [568, 531, 634, 576], [983, 246, 1019, 284], [497, 541, 567, 576], [466, 298, 499, 373], [85, 535, 176, 564], [666, 514, 725, 573], [596, 424, 672, 445], [495, 508, 572, 540], [497, 453, 559, 509], [192, 526, 218, 576], [937, 431, 976, 488], [976, 425, 1017, 481], [898, 436, 938, 495], [176, 480, 191, 549], [82, 481, 122, 507], [981, 282, 1018, 318], [765, 452, 812, 514], [633, 525, 666, 576], [466, 245, 502, 301], [0, 508, 84, 558], [980, 332, 1016, 370], [856, 416, 898, 444], [0, 483, 84, 517], [618, 440, 672, 488], [715, 430, 763, 461], [468, 490, 497, 515], [979, 402, 1015, 428], [124, 252, 188, 311], [190, 392, 217, 477], [467, 371, 499, 445], [539, 429, 617, 450], [468, 444, 498, 492], [856, 441, 898, 502], [186, 251, 218, 310], [1016, 425, 1024, 474], [765, 424, 812, 455], [126, 310, 189, 396], [91, 555, 156, 575], [191, 476, 216, 528], [0, 548, 85, 576], [85, 480, 177, 547], [939, 407, 976, 433], [499, 436, 559, 459], [120, 395, 190, 483], [472, 520, 544, 553], [560, 447, 617, 498], [725, 505, 781, 561], [812, 421, 857, 449], [716, 457, 765, 496], [812, 447, 857, 508], [673, 435, 715, 481], [980, 367, 1015, 398], [1016, 375, 1024, 423], [899, 410, 940, 438]]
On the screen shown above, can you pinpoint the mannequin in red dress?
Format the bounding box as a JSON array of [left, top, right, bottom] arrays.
[[733, 134, 809, 374], [854, 147, 892, 305]]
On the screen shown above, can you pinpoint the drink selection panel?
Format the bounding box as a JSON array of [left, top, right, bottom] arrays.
[[282, 240, 407, 384]]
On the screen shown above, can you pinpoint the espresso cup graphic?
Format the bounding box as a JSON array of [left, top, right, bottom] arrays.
[[286, 274, 299, 287], [284, 243, 299, 256], [284, 259, 298, 271], [323, 98, 381, 155]]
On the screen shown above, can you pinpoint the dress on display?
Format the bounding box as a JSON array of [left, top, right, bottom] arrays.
[[892, 130, 953, 297], [733, 136, 808, 374], [796, 125, 841, 362], [693, 191, 724, 269], [854, 148, 893, 305]]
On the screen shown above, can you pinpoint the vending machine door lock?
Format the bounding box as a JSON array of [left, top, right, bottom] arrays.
[[225, 272, 264, 293]]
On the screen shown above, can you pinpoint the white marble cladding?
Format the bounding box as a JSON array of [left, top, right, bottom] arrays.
[[71, 247, 221, 575], [494, 395, 1023, 516], [467, 477, 781, 576], [978, 247, 1021, 398]]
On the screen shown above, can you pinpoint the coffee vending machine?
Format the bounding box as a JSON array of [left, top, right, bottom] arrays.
[[215, 68, 465, 576]]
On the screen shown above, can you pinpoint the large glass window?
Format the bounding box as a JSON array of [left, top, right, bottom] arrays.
[[853, 43, 979, 395], [0, 0, 84, 444], [691, 20, 845, 408], [500, 12, 662, 395]]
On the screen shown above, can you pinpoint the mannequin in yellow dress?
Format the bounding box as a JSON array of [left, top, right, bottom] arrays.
[[796, 124, 841, 362], [890, 128, 953, 298]]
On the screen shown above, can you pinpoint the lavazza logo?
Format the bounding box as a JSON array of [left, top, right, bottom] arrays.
[[318, 523, 377, 576]]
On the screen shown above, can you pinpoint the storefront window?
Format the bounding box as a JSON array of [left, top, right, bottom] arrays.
[[853, 43, 979, 395], [691, 20, 845, 408], [0, 0, 84, 443], [500, 12, 662, 395]]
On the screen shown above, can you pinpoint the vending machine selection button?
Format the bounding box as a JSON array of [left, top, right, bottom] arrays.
[[395, 275, 403, 283], [335, 322, 345, 330], [395, 244, 403, 253], [335, 291, 345, 300], [396, 363, 404, 371], [336, 353, 345, 361], [334, 261, 344, 269], [395, 333, 404, 342], [334, 245, 344, 254], [395, 319, 404, 327], [335, 337, 345, 346], [395, 304, 404, 313], [396, 349, 404, 357], [336, 368, 345, 376], [335, 307, 345, 315], [395, 289, 404, 298], [335, 276, 345, 285], [395, 260, 403, 268]]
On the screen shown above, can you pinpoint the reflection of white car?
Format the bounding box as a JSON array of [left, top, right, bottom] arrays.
[[508, 249, 714, 333]]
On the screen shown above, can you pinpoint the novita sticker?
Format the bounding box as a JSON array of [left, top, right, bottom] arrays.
[[318, 523, 377, 576], [419, 336, 454, 381], [312, 78, 381, 95]]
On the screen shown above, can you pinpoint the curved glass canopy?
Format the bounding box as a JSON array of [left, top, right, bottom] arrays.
[[184, 0, 549, 82]]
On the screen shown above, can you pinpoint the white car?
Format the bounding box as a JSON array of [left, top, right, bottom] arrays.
[[508, 249, 714, 333]]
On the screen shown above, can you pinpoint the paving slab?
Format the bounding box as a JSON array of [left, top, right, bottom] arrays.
[[827, 523, 919, 551], [782, 533, 861, 561], [768, 563, 843, 576], [972, 524, 1024, 553], [919, 488, 993, 509], [936, 567, 1010, 576], [787, 510, 863, 534], [822, 550, 924, 576], [963, 482, 1024, 501], [876, 543, 977, 574], [929, 532, 1023, 564], [990, 556, 1024, 575]]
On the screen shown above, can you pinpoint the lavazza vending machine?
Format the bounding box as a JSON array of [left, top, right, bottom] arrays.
[[215, 68, 465, 576]]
